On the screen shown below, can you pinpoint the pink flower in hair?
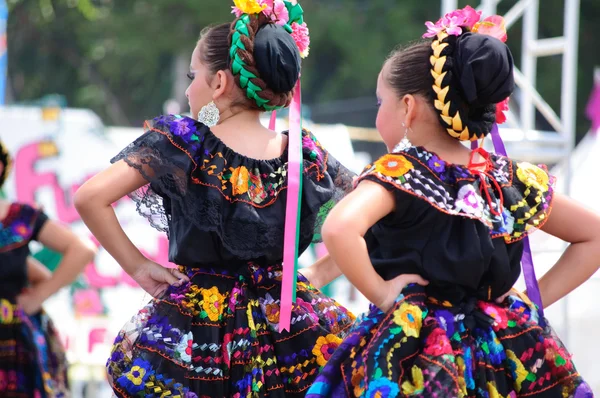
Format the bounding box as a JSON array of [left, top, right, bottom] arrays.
[[291, 22, 310, 58], [262, 0, 289, 25], [231, 6, 243, 18], [496, 98, 510, 124], [423, 5, 482, 38], [473, 15, 508, 42]]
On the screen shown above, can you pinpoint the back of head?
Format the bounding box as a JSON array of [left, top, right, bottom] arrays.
[[198, 1, 309, 111], [385, 7, 514, 141]]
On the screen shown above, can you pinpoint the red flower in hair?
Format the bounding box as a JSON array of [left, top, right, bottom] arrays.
[[496, 98, 510, 124]]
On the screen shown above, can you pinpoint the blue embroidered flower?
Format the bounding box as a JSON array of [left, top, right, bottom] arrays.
[[364, 377, 400, 398], [169, 117, 198, 142], [428, 155, 446, 173], [116, 358, 153, 393]]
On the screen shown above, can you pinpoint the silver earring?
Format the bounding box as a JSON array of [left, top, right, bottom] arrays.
[[197, 101, 220, 127], [393, 122, 412, 152]]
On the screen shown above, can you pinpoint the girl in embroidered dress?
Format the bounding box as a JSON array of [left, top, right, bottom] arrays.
[[0, 140, 96, 398], [75, 1, 354, 397], [307, 6, 594, 398]]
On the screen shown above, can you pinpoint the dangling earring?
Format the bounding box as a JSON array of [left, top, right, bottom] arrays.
[[197, 101, 220, 127], [393, 122, 413, 152]]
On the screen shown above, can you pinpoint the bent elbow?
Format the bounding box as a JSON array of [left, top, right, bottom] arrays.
[[74, 183, 98, 214], [321, 216, 354, 246]]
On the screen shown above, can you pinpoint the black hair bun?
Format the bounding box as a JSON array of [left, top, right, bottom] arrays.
[[253, 23, 301, 94], [453, 32, 515, 107]]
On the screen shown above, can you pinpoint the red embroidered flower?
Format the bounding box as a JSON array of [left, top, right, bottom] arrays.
[[423, 327, 453, 356]]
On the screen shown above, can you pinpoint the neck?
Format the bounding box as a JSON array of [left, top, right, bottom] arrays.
[[217, 108, 263, 129]]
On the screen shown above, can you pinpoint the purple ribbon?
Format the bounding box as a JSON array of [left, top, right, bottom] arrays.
[[473, 125, 545, 323]]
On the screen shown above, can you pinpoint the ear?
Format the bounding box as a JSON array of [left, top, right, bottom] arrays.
[[211, 70, 230, 101], [402, 94, 418, 129]]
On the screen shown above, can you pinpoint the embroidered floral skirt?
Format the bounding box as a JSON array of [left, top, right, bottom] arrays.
[[106, 264, 355, 398], [0, 300, 69, 398], [306, 285, 592, 398]]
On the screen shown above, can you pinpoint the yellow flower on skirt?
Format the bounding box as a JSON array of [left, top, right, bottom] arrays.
[[374, 154, 414, 177], [393, 302, 423, 338], [313, 334, 342, 367], [233, 0, 266, 15], [201, 286, 225, 322], [230, 165, 250, 196], [516, 162, 549, 192]]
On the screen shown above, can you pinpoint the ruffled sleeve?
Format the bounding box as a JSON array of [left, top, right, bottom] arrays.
[[111, 114, 209, 235], [354, 147, 555, 243], [299, 130, 356, 245], [111, 116, 355, 261]]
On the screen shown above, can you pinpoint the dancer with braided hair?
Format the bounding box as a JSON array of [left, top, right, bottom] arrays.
[[307, 6, 594, 398], [0, 140, 96, 397], [75, 1, 354, 397]]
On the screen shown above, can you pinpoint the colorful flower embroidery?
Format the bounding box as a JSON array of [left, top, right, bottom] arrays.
[[313, 334, 342, 367], [479, 302, 509, 329], [0, 299, 15, 324], [374, 154, 414, 177], [175, 332, 194, 363], [423, 327, 452, 356], [392, 302, 423, 338], [117, 358, 153, 393], [296, 297, 318, 323], [516, 162, 549, 192], [455, 185, 483, 216], [428, 155, 446, 173], [365, 377, 400, 397], [229, 166, 250, 196], [169, 117, 198, 142], [201, 286, 225, 322], [350, 365, 366, 396]]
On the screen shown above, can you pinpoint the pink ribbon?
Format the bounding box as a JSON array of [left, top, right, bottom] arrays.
[[279, 82, 303, 332]]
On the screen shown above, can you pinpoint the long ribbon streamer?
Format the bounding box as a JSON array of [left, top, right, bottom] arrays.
[[279, 82, 303, 332], [472, 125, 545, 324]]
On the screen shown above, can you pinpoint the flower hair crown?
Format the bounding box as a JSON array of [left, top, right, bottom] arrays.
[[230, 0, 309, 110], [423, 6, 510, 141]]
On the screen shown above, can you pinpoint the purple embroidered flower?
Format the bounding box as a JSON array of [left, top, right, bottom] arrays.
[[169, 117, 198, 142], [110, 350, 124, 363], [302, 134, 323, 163], [116, 358, 153, 393], [427, 155, 446, 173], [455, 185, 482, 216], [10, 221, 30, 238]]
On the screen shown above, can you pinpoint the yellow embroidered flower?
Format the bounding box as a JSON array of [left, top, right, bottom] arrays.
[[312, 334, 342, 366], [0, 299, 14, 324], [265, 302, 280, 324], [401, 365, 424, 395], [351, 365, 366, 396], [374, 154, 414, 177], [126, 365, 146, 386], [233, 0, 266, 15], [392, 302, 423, 338], [516, 162, 549, 192], [230, 165, 250, 196], [201, 286, 225, 322]]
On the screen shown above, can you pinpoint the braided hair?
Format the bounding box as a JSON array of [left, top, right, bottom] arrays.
[[429, 30, 498, 141], [0, 140, 12, 189], [198, 0, 307, 111], [385, 13, 514, 142], [228, 13, 294, 110]]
